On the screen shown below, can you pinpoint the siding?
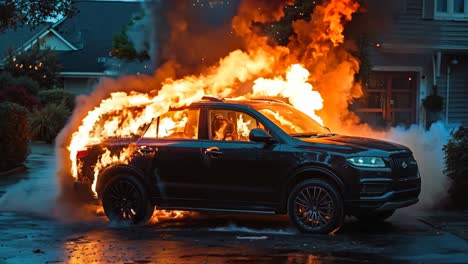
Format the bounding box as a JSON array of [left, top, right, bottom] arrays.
[[379, 0, 468, 48], [436, 55, 468, 125]]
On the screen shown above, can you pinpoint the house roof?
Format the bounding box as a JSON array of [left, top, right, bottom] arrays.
[[56, 0, 144, 74], [0, 24, 49, 60], [0, 0, 144, 74]]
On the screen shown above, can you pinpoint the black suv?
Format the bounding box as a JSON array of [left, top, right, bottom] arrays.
[[75, 97, 421, 234]]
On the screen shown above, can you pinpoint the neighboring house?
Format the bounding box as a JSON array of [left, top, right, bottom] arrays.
[[0, 0, 144, 94], [356, 0, 468, 127]]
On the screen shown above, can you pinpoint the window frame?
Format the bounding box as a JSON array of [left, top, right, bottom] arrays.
[[434, 0, 468, 20], [141, 107, 202, 141], [205, 106, 273, 143]]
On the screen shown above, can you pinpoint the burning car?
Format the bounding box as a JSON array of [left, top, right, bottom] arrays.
[[74, 96, 421, 234]]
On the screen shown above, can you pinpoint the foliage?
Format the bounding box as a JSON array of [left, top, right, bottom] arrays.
[[423, 94, 444, 113], [0, 86, 39, 110], [0, 102, 29, 171], [111, 13, 150, 62], [38, 89, 75, 111], [0, 72, 40, 95], [0, 72, 15, 89], [443, 126, 468, 209], [0, 0, 75, 32], [29, 103, 71, 143], [4, 44, 63, 89]]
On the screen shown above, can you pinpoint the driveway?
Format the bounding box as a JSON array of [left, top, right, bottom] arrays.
[[0, 144, 467, 264]]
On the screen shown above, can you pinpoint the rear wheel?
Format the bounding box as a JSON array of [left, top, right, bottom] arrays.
[[288, 179, 344, 234], [101, 174, 154, 224]]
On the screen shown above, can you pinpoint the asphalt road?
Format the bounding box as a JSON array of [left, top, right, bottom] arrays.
[[0, 144, 467, 264]]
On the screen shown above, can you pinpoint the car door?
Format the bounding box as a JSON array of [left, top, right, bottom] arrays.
[[199, 107, 285, 208], [140, 107, 205, 202]]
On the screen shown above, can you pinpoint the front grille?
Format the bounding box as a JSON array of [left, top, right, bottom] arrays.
[[392, 155, 418, 179]]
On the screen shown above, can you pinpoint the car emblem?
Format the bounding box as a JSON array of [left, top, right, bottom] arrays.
[[402, 161, 408, 169]]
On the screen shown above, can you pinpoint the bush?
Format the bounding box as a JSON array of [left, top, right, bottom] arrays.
[[0, 86, 39, 110], [30, 103, 71, 143], [0, 72, 15, 89], [0, 72, 40, 95], [38, 89, 75, 110], [423, 94, 444, 113], [13, 76, 40, 95], [443, 126, 468, 209], [0, 102, 30, 171]]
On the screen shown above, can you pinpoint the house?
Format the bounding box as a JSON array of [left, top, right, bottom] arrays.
[[0, 0, 144, 94], [355, 0, 468, 127]]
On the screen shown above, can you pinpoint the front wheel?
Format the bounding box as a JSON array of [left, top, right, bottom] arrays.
[[101, 174, 154, 225], [288, 179, 344, 234]]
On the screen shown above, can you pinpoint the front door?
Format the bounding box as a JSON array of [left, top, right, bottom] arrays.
[[199, 108, 283, 209], [355, 71, 417, 127]]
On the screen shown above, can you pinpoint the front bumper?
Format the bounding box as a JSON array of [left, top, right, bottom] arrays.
[[347, 176, 421, 212]]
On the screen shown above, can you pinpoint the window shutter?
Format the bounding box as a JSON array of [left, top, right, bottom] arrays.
[[422, 0, 435, 19]]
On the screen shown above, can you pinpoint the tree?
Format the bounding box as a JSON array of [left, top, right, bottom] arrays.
[[111, 13, 150, 62], [0, 0, 75, 32], [4, 44, 63, 89]]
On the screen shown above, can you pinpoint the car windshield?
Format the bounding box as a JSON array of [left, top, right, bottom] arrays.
[[253, 103, 331, 137]]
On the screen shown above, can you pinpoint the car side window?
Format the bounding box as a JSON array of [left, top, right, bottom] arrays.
[[143, 109, 199, 139], [209, 110, 265, 142]]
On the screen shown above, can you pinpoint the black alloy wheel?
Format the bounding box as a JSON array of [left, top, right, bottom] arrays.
[[102, 174, 154, 224], [288, 179, 344, 234]]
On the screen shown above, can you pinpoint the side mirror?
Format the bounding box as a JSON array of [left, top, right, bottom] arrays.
[[249, 128, 277, 144]]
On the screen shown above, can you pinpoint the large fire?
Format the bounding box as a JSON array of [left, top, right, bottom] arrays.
[[62, 0, 362, 214]]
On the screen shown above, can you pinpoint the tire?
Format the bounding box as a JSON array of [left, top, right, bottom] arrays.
[[354, 210, 395, 222], [101, 174, 154, 225], [287, 179, 344, 234]]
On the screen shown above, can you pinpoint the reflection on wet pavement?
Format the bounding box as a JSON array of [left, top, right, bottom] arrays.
[[0, 144, 467, 263]]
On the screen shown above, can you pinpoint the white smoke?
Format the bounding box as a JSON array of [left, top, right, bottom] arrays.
[[384, 121, 455, 208], [0, 144, 58, 216]]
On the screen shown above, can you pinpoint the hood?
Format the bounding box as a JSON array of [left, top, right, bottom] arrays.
[[298, 135, 411, 156]]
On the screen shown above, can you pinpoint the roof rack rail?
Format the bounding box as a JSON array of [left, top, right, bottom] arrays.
[[251, 98, 287, 104], [202, 96, 223, 102]]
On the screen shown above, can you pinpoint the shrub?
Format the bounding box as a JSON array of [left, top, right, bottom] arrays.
[[29, 103, 71, 143], [0, 86, 39, 110], [0, 72, 15, 89], [0, 102, 29, 171], [443, 126, 468, 209], [423, 94, 444, 113], [13, 76, 40, 95], [38, 89, 75, 110], [0, 72, 40, 95]]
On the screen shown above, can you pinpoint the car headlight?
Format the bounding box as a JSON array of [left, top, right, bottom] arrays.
[[346, 157, 386, 168]]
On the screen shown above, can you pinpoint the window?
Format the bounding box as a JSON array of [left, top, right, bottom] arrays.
[[435, 0, 468, 20], [209, 110, 265, 142], [143, 109, 199, 139]]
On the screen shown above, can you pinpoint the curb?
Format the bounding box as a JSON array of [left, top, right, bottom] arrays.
[[0, 166, 26, 178]]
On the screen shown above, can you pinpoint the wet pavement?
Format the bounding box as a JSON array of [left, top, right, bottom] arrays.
[[0, 144, 467, 264]]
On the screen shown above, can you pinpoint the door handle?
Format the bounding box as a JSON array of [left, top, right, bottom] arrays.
[[139, 146, 155, 155], [204, 146, 223, 157]]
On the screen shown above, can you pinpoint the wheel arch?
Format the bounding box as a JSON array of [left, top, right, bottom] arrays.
[[96, 164, 151, 197], [279, 165, 345, 214]]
